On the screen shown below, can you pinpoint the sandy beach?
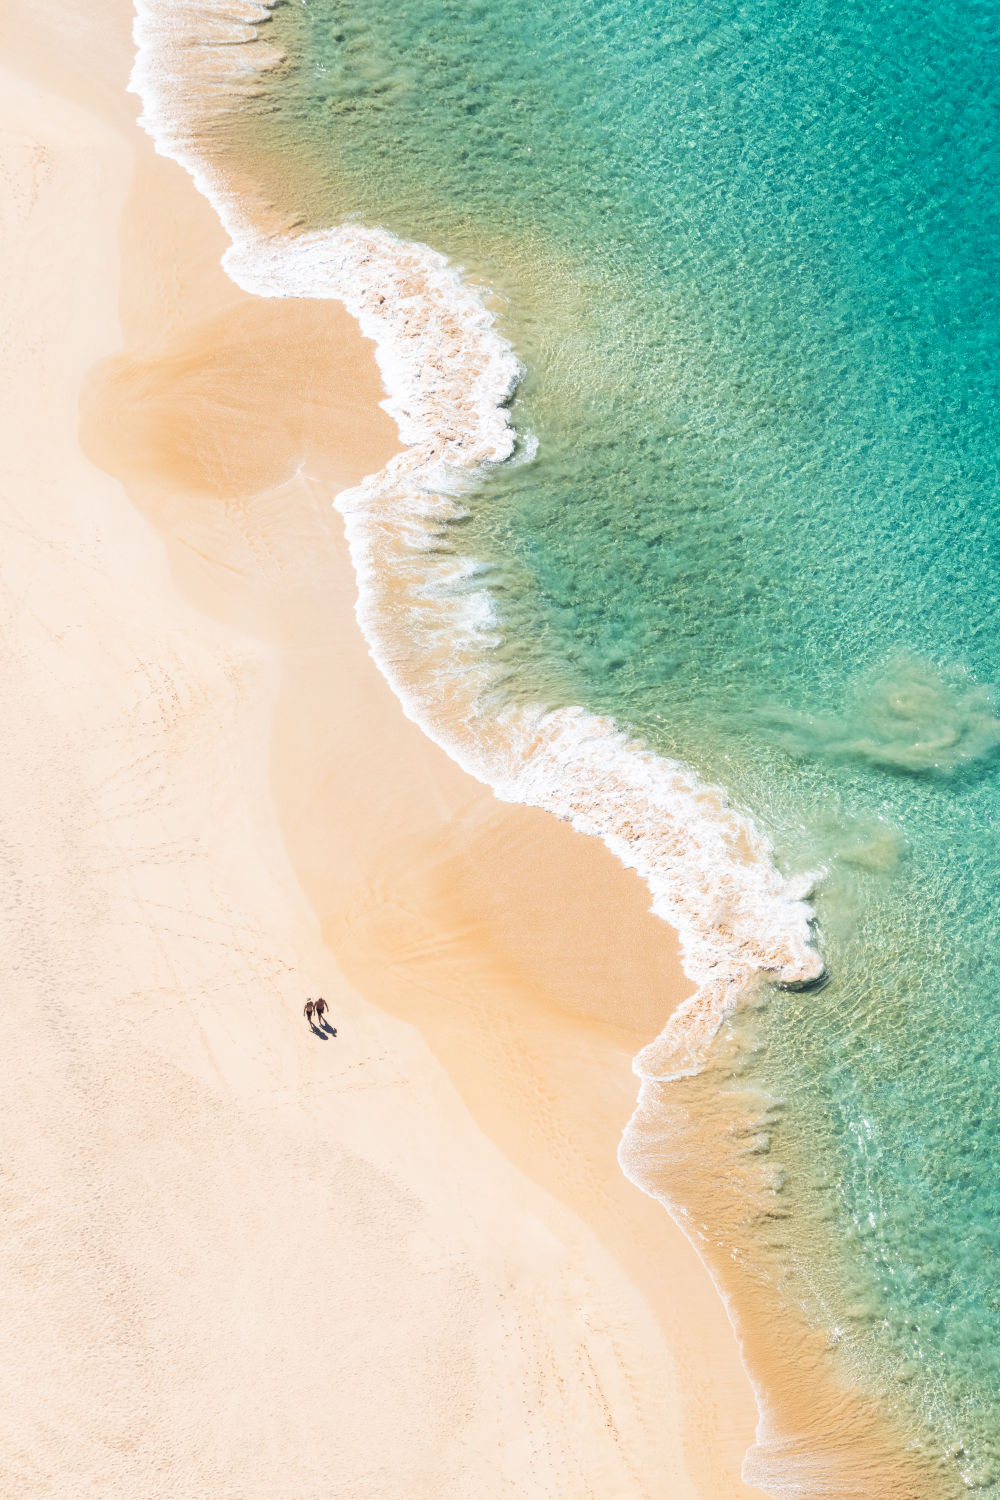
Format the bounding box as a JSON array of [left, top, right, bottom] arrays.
[[0, 2, 793, 1495]]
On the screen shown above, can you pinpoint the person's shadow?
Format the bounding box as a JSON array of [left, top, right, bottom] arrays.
[[309, 1018, 337, 1040]]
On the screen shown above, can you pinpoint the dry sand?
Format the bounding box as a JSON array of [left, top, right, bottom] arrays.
[[0, 2, 773, 1494]]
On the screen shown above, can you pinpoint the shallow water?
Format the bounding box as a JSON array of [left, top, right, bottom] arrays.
[[164, 0, 999, 1487]]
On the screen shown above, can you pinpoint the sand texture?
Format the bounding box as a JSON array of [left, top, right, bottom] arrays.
[[0, 3, 777, 1495]]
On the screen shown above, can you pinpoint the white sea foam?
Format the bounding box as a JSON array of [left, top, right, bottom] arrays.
[[131, 6, 826, 1486], [131, 0, 823, 1193]]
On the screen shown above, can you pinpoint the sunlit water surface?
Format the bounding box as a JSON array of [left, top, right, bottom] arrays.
[[224, 0, 1000, 1484]]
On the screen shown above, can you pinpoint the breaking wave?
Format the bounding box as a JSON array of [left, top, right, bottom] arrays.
[[132, 0, 821, 1114], [130, 0, 824, 1449]]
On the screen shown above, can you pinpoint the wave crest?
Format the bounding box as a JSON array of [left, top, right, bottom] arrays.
[[226, 220, 824, 1086], [131, 0, 822, 1255]]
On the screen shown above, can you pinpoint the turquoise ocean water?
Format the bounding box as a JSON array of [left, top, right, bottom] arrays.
[[205, 0, 999, 1488]]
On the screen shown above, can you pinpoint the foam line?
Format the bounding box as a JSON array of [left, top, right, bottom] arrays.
[[130, 9, 827, 1486], [130, 0, 823, 1211]]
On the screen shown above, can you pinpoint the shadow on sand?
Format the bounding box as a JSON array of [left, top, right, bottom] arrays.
[[309, 1020, 338, 1040]]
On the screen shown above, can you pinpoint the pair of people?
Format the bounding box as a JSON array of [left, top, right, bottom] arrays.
[[303, 996, 329, 1027]]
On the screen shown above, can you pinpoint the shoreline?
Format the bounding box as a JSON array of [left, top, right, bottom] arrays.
[[114, 6, 955, 1495], [0, 1, 953, 1494], [0, 1, 774, 1494], [89, 36, 767, 1497], [128, 0, 826, 1068]]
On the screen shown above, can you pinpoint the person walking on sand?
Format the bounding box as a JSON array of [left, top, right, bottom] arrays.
[[314, 997, 328, 1025], [303, 999, 315, 1025]]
